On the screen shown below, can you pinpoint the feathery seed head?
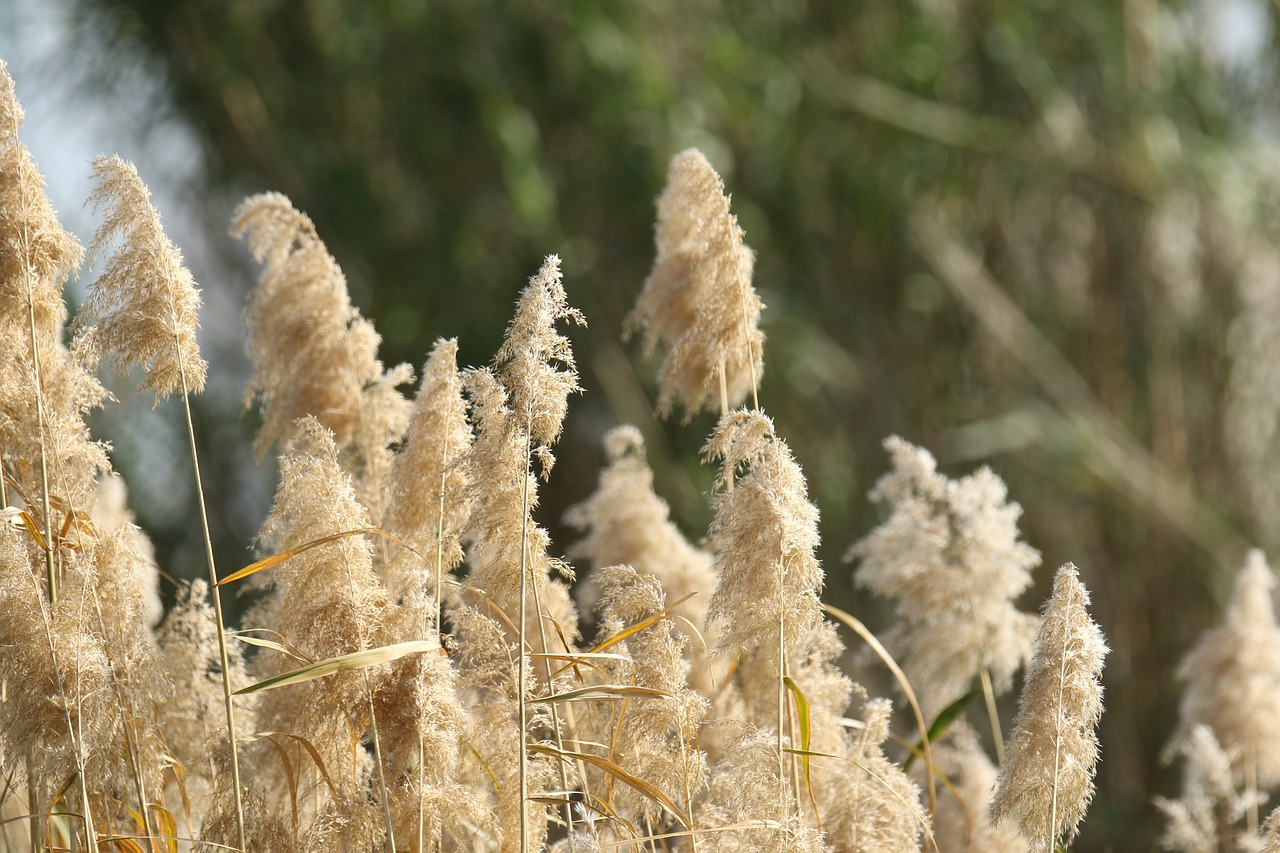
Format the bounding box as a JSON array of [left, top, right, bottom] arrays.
[[1173, 549, 1280, 790], [849, 436, 1041, 716], [381, 337, 473, 595], [991, 562, 1107, 849], [704, 410, 823, 665], [82, 154, 207, 397], [495, 254, 585, 456], [0, 61, 83, 331], [232, 192, 413, 465], [629, 148, 764, 418], [567, 425, 716, 638]]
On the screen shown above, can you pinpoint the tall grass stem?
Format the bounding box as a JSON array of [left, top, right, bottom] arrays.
[[179, 382, 246, 852]]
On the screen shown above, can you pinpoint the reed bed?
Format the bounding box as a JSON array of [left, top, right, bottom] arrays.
[[0, 59, 1273, 853]]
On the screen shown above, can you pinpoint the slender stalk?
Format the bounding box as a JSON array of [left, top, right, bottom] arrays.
[[676, 716, 698, 853], [1048, 640, 1070, 853], [362, 672, 397, 853], [418, 734, 427, 853], [178, 383, 246, 852], [717, 363, 729, 419], [776, 561, 787, 843], [16, 171, 59, 605], [1247, 750, 1259, 838], [26, 751, 41, 853], [25, 295, 56, 604], [979, 667, 1004, 760], [433, 357, 456, 634], [523, 436, 575, 837], [518, 421, 577, 839], [518, 428, 531, 853]]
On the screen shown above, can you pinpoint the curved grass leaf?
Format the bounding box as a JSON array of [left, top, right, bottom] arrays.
[[823, 602, 936, 817], [234, 640, 435, 695], [904, 686, 982, 772], [529, 744, 691, 830], [531, 685, 670, 703], [218, 526, 414, 586], [783, 675, 820, 827]]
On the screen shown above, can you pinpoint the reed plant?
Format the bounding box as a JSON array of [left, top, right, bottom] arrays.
[[6, 57, 1270, 852]]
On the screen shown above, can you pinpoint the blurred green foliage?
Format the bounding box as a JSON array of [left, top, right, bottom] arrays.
[[71, 0, 1280, 847]]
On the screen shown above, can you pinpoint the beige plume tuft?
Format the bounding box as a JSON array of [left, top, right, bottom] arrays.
[[628, 149, 763, 418], [82, 154, 207, 397], [991, 563, 1107, 850]]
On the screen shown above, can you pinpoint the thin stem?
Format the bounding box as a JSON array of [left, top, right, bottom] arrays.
[[434, 356, 457, 635], [363, 672, 397, 853], [25, 293, 56, 604], [979, 667, 1004, 760], [179, 384, 246, 852], [15, 170, 59, 604], [518, 428, 531, 853], [26, 751, 41, 853], [717, 363, 729, 419], [520, 421, 577, 838], [776, 560, 787, 843], [417, 734, 426, 853], [1049, 639, 1070, 853], [676, 715, 698, 853], [1247, 750, 1259, 838]]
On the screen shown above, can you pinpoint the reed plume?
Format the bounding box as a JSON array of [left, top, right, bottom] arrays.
[[703, 410, 822, 668], [926, 724, 1028, 852], [822, 699, 927, 853], [591, 565, 710, 832], [991, 562, 1107, 851], [82, 152, 249, 847], [461, 256, 585, 851], [232, 192, 413, 492], [565, 425, 718, 688], [628, 148, 763, 417], [247, 418, 390, 847], [381, 337, 473, 605], [1173, 550, 1280, 793], [81, 154, 206, 396], [1156, 723, 1259, 853], [0, 59, 108, 574], [848, 436, 1041, 720]]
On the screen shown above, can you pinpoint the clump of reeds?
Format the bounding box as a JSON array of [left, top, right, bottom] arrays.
[[0, 61, 1148, 853]]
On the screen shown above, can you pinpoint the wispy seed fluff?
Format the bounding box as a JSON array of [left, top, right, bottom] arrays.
[[591, 565, 710, 829], [628, 148, 763, 418], [381, 337, 473, 601], [80, 154, 206, 397], [823, 698, 927, 853], [926, 724, 1028, 852], [0, 61, 82, 335], [848, 436, 1041, 717], [991, 563, 1108, 850], [565, 425, 716, 648], [495, 254, 585, 463], [1173, 549, 1280, 791], [704, 410, 822, 666], [231, 192, 412, 479], [462, 256, 583, 636], [1156, 724, 1258, 853], [0, 61, 107, 522], [248, 418, 388, 800]]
